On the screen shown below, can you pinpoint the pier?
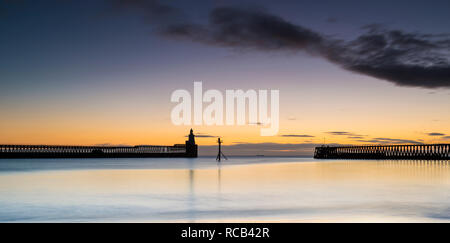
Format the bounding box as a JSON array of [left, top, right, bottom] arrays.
[[314, 144, 450, 160], [0, 129, 198, 159]]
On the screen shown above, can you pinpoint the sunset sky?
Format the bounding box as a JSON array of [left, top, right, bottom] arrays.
[[1, 0, 449, 155]]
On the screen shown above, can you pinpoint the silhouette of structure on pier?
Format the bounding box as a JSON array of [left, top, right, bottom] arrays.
[[216, 137, 227, 162], [0, 129, 198, 159], [314, 144, 449, 160]]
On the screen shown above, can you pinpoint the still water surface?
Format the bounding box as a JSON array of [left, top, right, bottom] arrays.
[[0, 157, 449, 222]]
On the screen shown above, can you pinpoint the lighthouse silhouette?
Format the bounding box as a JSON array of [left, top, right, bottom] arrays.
[[185, 129, 198, 157]]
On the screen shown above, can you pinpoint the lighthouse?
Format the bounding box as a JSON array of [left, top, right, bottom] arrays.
[[185, 129, 198, 157]]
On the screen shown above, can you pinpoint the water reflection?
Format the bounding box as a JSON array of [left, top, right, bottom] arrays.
[[218, 164, 222, 194], [186, 164, 223, 222], [188, 168, 195, 222], [0, 158, 449, 222]]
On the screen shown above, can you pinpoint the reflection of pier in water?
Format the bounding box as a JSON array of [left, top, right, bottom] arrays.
[[314, 144, 450, 160], [186, 163, 223, 222], [336, 160, 450, 183], [377, 160, 450, 183]]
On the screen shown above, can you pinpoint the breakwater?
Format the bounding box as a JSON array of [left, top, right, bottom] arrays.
[[0, 129, 198, 159], [314, 144, 450, 160]]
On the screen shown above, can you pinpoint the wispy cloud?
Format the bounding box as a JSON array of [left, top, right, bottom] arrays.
[[327, 131, 366, 137], [327, 131, 353, 135], [280, 134, 315, 138], [185, 133, 217, 138], [427, 132, 446, 136], [248, 122, 266, 126], [356, 137, 422, 144]]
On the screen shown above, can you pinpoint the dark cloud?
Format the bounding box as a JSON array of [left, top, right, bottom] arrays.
[[427, 132, 446, 136], [356, 137, 422, 144], [348, 136, 365, 139], [165, 7, 324, 54], [280, 134, 315, 138], [115, 1, 450, 89], [327, 25, 450, 88], [442, 136, 450, 139]]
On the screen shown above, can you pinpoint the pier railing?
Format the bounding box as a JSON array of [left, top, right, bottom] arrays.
[[0, 144, 186, 154], [0, 129, 198, 158], [314, 144, 450, 160]]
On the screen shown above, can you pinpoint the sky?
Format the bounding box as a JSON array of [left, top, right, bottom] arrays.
[[0, 0, 449, 155]]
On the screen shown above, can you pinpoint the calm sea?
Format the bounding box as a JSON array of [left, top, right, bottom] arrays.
[[0, 157, 449, 222]]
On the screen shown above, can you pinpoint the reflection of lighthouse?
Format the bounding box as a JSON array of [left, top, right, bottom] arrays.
[[185, 129, 198, 157]]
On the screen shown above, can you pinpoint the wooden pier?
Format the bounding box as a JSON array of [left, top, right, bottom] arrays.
[[314, 144, 450, 160], [0, 129, 198, 159]]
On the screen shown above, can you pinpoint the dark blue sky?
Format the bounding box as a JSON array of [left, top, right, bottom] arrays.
[[1, 0, 449, 94]]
